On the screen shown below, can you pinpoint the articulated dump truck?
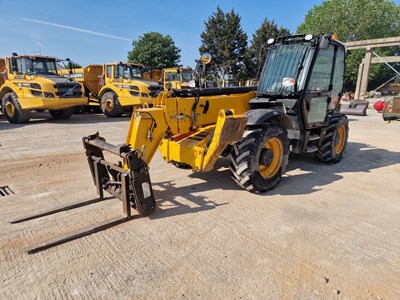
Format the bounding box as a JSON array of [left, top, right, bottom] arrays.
[[61, 62, 162, 117], [0, 54, 86, 123], [160, 67, 194, 90], [13, 34, 350, 253]]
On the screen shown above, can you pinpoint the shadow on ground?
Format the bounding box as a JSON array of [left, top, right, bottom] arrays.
[[167, 141, 400, 198]]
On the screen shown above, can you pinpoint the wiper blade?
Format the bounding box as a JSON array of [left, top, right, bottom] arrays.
[[257, 90, 275, 97]]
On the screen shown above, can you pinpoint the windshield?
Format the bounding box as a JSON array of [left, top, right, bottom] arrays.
[[181, 70, 193, 82], [115, 64, 143, 79], [258, 42, 312, 96], [13, 57, 58, 75], [165, 71, 180, 81]]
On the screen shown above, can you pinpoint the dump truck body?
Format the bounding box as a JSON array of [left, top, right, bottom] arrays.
[[0, 55, 87, 123]]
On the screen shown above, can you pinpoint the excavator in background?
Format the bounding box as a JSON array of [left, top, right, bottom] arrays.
[[60, 62, 162, 117], [0, 54, 87, 123], [13, 34, 350, 253]]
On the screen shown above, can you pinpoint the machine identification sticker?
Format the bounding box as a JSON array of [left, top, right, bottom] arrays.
[[142, 182, 151, 199]]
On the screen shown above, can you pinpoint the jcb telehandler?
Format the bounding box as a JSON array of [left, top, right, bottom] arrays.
[[60, 62, 162, 117], [13, 34, 349, 253], [0, 54, 87, 123]]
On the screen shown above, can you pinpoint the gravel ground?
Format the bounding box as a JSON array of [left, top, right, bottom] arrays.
[[0, 107, 399, 299]]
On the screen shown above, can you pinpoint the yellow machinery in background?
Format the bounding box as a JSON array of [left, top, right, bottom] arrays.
[[0, 54, 87, 123], [161, 67, 194, 90], [60, 62, 162, 117], [144, 67, 194, 90]]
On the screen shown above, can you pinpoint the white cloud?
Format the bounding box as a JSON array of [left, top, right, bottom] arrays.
[[20, 18, 131, 41]]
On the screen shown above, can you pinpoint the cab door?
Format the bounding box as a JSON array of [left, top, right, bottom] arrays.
[[303, 44, 344, 128]]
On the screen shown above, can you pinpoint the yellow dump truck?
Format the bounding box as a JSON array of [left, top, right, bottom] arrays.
[[160, 67, 194, 90], [0, 54, 87, 123], [61, 63, 162, 117]]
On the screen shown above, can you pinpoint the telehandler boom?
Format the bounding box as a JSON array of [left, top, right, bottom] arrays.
[[13, 34, 349, 253]]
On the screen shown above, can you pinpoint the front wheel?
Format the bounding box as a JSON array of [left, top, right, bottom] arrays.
[[229, 123, 290, 193], [49, 108, 74, 120], [2, 92, 30, 123], [315, 113, 349, 163], [101, 92, 123, 117]]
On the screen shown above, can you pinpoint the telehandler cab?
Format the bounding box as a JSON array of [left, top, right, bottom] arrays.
[[13, 34, 349, 253]]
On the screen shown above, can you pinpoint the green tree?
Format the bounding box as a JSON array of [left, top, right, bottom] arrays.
[[245, 19, 291, 80], [128, 32, 181, 70], [297, 0, 400, 90], [199, 7, 248, 86]]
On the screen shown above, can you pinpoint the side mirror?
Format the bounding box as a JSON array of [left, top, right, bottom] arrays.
[[319, 35, 330, 49], [165, 82, 173, 90], [200, 52, 211, 65]]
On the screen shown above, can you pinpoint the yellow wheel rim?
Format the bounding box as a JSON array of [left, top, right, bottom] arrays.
[[335, 125, 346, 154], [5, 102, 15, 117], [105, 99, 114, 112], [259, 137, 283, 179]]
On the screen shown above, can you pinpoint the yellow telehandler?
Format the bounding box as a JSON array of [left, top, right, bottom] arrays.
[[0, 54, 87, 123], [60, 62, 162, 117], [13, 34, 350, 253]]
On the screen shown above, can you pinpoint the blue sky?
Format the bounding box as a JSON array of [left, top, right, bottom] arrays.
[[0, 0, 397, 68]]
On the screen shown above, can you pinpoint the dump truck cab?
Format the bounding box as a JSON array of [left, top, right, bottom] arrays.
[[0, 54, 87, 123], [162, 67, 194, 90]]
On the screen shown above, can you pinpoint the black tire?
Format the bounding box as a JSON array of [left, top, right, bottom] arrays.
[[72, 106, 84, 114], [49, 108, 74, 120], [2, 92, 30, 123], [229, 123, 290, 193], [315, 113, 349, 163], [101, 92, 123, 117]]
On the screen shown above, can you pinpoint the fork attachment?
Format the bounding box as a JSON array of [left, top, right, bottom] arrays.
[[83, 132, 156, 217]]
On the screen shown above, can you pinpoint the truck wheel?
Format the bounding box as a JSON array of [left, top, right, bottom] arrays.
[[72, 106, 84, 114], [49, 108, 74, 120], [101, 92, 123, 117], [315, 113, 349, 163], [230, 123, 289, 193], [2, 92, 30, 123]]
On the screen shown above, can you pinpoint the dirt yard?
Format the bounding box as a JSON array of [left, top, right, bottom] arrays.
[[0, 107, 399, 299]]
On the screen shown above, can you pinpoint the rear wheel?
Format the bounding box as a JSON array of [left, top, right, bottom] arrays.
[[101, 92, 123, 117], [315, 113, 349, 163], [2, 92, 30, 123], [49, 108, 74, 120], [230, 123, 290, 193]]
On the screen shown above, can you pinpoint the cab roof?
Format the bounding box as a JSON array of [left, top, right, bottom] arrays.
[[5, 54, 58, 60]]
